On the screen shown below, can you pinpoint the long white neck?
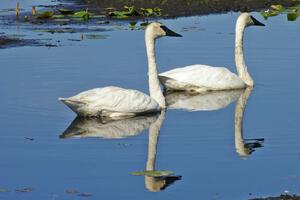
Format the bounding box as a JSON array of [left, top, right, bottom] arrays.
[[235, 20, 254, 86], [145, 33, 166, 108], [234, 87, 252, 157]]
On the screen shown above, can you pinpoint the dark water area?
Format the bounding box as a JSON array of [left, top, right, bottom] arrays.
[[0, 0, 300, 200], [76, 0, 299, 17]]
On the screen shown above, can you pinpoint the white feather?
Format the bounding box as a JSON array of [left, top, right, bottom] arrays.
[[60, 86, 160, 117], [159, 65, 246, 92], [159, 13, 263, 92], [59, 23, 179, 118]]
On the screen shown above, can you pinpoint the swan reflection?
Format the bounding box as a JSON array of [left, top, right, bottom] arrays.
[[60, 114, 158, 139], [234, 87, 264, 158], [144, 110, 182, 192], [165, 88, 264, 157], [165, 89, 243, 111], [60, 111, 181, 191]]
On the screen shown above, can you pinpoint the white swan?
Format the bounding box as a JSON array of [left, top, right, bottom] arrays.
[[59, 23, 182, 118], [159, 13, 265, 92]]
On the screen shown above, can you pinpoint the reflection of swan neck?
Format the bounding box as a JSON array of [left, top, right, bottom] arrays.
[[145, 32, 165, 108], [235, 18, 253, 86], [145, 110, 166, 192], [146, 110, 165, 170], [234, 87, 252, 157]]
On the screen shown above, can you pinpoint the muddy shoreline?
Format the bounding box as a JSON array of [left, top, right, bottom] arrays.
[[250, 194, 300, 200], [75, 0, 299, 17]]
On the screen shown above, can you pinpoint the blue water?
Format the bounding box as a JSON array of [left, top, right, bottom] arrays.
[[0, 1, 300, 199]]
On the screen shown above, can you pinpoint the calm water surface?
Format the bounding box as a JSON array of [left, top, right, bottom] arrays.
[[0, 1, 300, 199]]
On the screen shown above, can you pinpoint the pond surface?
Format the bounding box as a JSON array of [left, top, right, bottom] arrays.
[[0, 1, 300, 200]]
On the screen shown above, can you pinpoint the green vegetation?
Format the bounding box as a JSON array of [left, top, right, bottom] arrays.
[[108, 6, 162, 18], [73, 10, 91, 20], [261, 4, 300, 21], [132, 170, 173, 177]]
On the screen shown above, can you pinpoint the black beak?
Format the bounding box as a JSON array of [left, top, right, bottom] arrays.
[[160, 25, 182, 37], [250, 16, 265, 26]]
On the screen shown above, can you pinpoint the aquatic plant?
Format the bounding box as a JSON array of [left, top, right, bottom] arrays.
[[73, 10, 91, 20], [261, 4, 300, 21], [108, 5, 162, 18], [132, 170, 174, 177]]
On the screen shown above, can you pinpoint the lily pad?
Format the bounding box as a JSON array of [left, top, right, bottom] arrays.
[[58, 8, 75, 15], [261, 4, 300, 21], [129, 21, 137, 29], [132, 170, 173, 177], [287, 12, 299, 21], [140, 7, 161, 17], [36, 11, 54, 19], [270, 4, 285, 11], [73, 10, 90, 20], [108, 6, 140, 18]]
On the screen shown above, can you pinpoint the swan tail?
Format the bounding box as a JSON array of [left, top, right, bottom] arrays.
[[58, 97, 67, 101], [59, 97, 85, 107]]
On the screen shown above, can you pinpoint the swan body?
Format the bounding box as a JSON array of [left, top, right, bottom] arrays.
[[160, 65, 246, 93], [59, 23, 181, 118], [159, 13, 264, 92], [59, 87, 159, 118]]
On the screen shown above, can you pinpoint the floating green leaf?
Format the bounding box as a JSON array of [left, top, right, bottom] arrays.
[[287, 12, 299, 21], [129, 21, 137, 29], [36, 11, 54, 19], [108, 6, 140, 18], [261, 4, 300, 21], [141, 7, 161, 17], [108, 6, 162, 18], [132, 170, 173, 177], [270, 4, 285, 11], [73, 10, 90, 20], [58, 8, 74, 15], [140, 22, 149, 27]]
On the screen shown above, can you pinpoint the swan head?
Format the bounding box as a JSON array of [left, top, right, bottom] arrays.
[[145, 22, 182, 39], [238, 13, 265, 27]]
